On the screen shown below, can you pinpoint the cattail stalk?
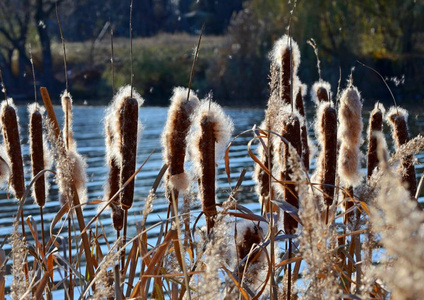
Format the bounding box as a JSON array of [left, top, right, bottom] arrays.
[[294, 82, 309, 171], [387, 107, 417, 198], [338, 85, 363, 224], [367, 103, 384, 178], [1, 100, 25, 232], [29, 104, 49, 257], [190, 100, 233, 233]]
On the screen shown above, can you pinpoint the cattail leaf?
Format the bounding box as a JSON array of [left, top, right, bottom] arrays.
[[34, 269, 51, 300], [25, 216, 39, 249], [271, 199, 303, 226], [223, 212, 268, 223], [221, 265, 252, 300]]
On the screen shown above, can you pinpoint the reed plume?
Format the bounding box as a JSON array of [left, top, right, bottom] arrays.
[[387, 106, 417, 198], [189, 99, 233, 233], [0, 99, 25, 200], [311, 80, 331, 104], [367, 103, 385, 179]]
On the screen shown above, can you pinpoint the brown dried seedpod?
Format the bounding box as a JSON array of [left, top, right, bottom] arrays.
[[278, 112, 301, 234], [120, 97, 139, 210], [162, 87, 199, 192], [314, 102, 337, 207], [29, 104, 46, 207], [0, 100, 25, 200], [367, 103, 385, 179], [189, 100, 233, 233], [311, 80, 331, 105], [111, 204, 124, 231], [270, 35, 301, 106], [387, 107, 417, 198], [294, 80, 309, 171]]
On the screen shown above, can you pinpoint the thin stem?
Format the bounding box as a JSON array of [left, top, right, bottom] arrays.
[[68, 216, 73, 300], [357, 60, 398, 112], [55, 2, 68, 92], [29, 44, 37, 104], [122, 209, 128, 280], [40, 206, 46, 257], [110, 23, 115, 95], [287, 239, 292, 300], [187, 24, 205, 101], [129, 0, 133, 98]]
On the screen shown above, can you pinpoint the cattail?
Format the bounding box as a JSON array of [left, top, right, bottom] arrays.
[[111, 204, 124, 231], [120, 97, 139, 210], [0, 99, 25, 200], [314, 102, 338, 207], [275, 110, 302, 234], [28, 104, 51, 207], [61, 91, 76, 150], [311, 80, 331, 104], [162, 87, 199, 192], [190, 100, 233, 233], [367, 103, 385, 179], [294, 79, 310, 171], [387, 107, 417, 198], [270, 35, 301, 106], [338, 85, 363, 188]]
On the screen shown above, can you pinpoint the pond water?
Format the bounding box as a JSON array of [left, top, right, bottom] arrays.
[[0, 103, 423, 297]]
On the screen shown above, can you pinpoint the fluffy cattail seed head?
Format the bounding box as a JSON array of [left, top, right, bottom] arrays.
[[311, 80, 331, 104], [338, 86, 363, 187], [0, 99, 25, 199], [387, 106, 417, 197], [28, 104, 50, 207], [367, 103, 385, 178], [189, 100, 234, 232], [61, 91, 76, 150], [0, 146, 9, 187], [162, 87, 199, 191], [120, 97, 139, 210]]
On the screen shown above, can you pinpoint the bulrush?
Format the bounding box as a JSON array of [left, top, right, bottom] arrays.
[[28, 104, 51, 207], [367, 103, 385, 179], [61, 91, 76, 150], [338, 85, 363, 188], [314, 102, 338, 209], [387, 107, 417, 198], [338, 85, 363, 228], [294, 79, 310, 171], [189, 99, 233, 233], [311, 80, 331, 104], [270, 35, 301, 106], [0, 99, 25, 200], [120, 97, 139, 210], [161, 87, 199, 193], [274, 108, 302, 234]]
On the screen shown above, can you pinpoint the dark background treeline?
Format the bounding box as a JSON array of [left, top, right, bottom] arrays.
[[0, 0, 423, 106]]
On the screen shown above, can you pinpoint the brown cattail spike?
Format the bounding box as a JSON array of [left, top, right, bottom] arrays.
[[316, 87, 328, 102], [111, 204, 124, 231], [120, 97, 138, 210], [0, 100, 25, 199], [311, 81, 331, 105], [367, 104, 384, 178], [199, 116, 216, 232], [321, 106, 337, 206], [281, 114, 301, 234], [294, 82, 309, 171], [29, 108, 46, 207], [387, 107, 417, 198]]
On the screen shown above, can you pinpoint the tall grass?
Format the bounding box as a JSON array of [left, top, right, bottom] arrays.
[[0, 32, 423, 300]]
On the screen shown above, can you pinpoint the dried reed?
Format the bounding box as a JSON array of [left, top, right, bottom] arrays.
[[367, 103, 385, 179], [190, 100, 233, 233], [387, 107, 417, 198]]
